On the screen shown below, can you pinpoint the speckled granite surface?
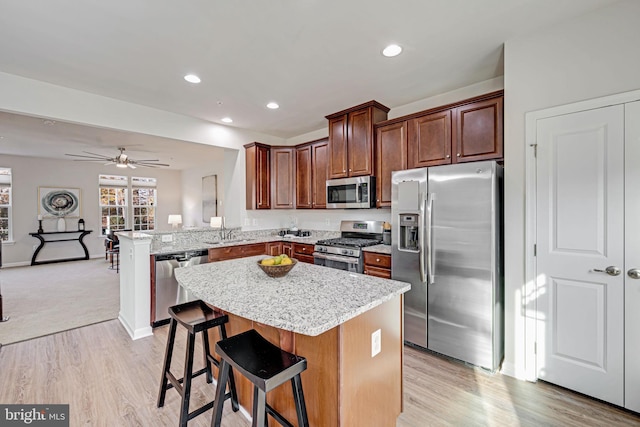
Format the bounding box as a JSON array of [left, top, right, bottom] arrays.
[[174, 255, 410, 336], [363, 244, 391, 255]]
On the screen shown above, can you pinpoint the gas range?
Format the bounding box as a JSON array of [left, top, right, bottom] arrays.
[[313, 220, 384, 273]]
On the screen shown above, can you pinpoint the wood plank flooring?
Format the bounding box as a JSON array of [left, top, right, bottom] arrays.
[[0, 319, 638, 427]]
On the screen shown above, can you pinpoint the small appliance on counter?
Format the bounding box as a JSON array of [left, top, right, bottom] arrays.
[[278, 229, 311, 237], [382, 222, 391, 245]]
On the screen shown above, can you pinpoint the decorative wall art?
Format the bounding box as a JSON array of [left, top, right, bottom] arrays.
[[39, 187, 81, 218], [202, 174, 217, 222]]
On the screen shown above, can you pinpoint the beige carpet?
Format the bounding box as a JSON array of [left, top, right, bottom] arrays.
[[0, 258, 120, 345]]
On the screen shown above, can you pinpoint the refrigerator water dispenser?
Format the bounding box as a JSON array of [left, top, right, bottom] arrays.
[[399, 214, 419, 252]]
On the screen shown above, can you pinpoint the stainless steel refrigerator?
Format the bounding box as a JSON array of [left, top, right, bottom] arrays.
[[391, 160, 503, 371]]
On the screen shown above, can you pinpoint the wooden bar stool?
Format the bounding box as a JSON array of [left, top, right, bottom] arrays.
[[157, 300, 239, 427], [210, 329, 309, 427]]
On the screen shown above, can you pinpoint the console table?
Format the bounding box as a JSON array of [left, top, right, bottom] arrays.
[[28, 230, 93, 266]]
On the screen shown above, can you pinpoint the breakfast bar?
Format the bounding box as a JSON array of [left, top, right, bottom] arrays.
[[175, 256, 410, 426]]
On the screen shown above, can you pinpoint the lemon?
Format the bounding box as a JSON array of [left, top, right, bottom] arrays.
[[281, 257, 292, 265], [261, 258, 275, 266]]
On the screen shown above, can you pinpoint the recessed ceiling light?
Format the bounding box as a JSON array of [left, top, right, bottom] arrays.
[[184, 74, 201, 84], [221, 117, 233, 123], [266, 102, 279, 109], [43, 119, 56, 126], [382, 44, 402, 57]]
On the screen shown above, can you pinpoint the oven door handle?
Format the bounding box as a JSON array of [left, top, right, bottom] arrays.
[[313, 252, 360, 264]]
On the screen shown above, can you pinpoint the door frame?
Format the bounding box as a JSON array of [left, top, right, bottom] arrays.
[[524, 88, 640, 382]]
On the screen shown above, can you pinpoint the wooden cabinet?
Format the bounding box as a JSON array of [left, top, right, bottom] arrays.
[[271, 146, 295, 209], [244, 142, 270, 210], [326, 101, 389, 179], [265, 241, 282, 256], [407, 110, 452, 168], [208, 242, 267, 262], [282, 242, 293, 258], [363, 252, 391, 279], [375, 121, 407, 207], [293, 243, 315, 264], [296, 138, 329, 209], [453, 96, 503, 163]]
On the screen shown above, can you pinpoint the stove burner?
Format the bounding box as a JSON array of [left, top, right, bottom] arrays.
[[315, 237, 382, 248]]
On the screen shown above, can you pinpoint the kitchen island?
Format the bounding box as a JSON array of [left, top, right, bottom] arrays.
[[175, 256, 410, 427]]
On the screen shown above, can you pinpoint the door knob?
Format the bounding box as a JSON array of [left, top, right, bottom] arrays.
[[628, 268, 640, 279], [593, 266, 621, 276]]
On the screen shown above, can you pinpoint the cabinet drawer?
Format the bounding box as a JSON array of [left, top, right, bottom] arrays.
[[293, 243, 314, 256], [364, 266, 392, 279], [209, 242, 267, 262], [363, 252, 391, 268]]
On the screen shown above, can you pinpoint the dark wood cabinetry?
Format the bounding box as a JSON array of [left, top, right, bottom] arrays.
[[375, 122, 407, 207], [407, 110, 452, 168], [292, 243, 314, 264], [363, 252, 391, 279], [326, 101, 389, 179], [296, 138, 329, 209], [244, 142, 271, 210], [265, 241, 282, 256], [209, 242, 267, 262], [271, 147, 295, 209], [453, 96, 503, 163], [282, 242, 293, 258]]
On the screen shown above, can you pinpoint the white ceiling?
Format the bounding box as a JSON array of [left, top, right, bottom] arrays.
[[0, 0, 620, 168]]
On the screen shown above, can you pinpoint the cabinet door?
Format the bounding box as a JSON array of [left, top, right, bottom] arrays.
[[328, 115, 348, 178], [282, 243, 293, 258], [348, 108, 373, 176], [311, 140, 329, 209], [296, 144, 312, 209], [245, 143, 271, 210], [453, 96, 503, 163], [407, 110, 452, 168], [266, 242, 282, 256], [376, 121, 407, 207], [271, 147, 295, 209]]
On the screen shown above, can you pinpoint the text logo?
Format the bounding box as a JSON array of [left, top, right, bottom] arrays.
[[0, 405, 69, 426]]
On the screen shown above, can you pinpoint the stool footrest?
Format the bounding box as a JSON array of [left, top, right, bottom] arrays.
[[164, 367, 209, 394], [266, 402, 295, 427]]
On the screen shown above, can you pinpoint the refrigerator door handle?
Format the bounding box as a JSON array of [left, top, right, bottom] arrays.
[[426, 193, 435, 284]]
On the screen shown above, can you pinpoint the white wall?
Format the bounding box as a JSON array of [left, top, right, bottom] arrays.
[[180, 147, 226, 228], [0, 154, 182, 266], [503, 0, 640, 378]]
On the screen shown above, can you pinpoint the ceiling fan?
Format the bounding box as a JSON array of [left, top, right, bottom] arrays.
[[65, 147, 170, 169]]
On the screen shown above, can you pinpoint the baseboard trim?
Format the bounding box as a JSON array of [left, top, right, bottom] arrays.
[[118, 314, 153, 340]]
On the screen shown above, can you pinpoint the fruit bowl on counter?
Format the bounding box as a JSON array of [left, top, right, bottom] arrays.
[[257, 255, 297, 278]]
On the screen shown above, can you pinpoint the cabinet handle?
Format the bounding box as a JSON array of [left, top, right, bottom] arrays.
[[446, 155, 450, 158], [376, 258, 380, 262], [343, 169, 346, 172], [457, 153, 461, 157], [349, 169, 352, 171]]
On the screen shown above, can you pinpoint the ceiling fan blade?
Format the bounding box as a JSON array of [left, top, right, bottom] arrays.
[[135, 162, 170, 167], [127, 164, 137, 169], [69, 158, 108, 162], [65, 153, 111, 160]]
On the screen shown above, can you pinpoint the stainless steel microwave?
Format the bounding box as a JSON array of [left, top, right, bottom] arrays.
[[326, 176, 376, 209]]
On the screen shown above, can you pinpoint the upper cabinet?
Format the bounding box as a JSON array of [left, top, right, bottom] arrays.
[[453, 96, 503, 163], [326, 101, 389, 179], [407, 110, 452, 169], [244, 142, 271, 210], [296, 138, 329, 209], [271, 146, 295, 209], [376, 122, 407, 207]]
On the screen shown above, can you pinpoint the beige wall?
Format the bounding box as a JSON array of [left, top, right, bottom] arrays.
[[0, 154, 182, 266], [503, 0, 640, 377]]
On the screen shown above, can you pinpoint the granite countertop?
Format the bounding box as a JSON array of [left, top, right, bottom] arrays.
[[363, 244, 392, 255], [174, 255, 410, 336]]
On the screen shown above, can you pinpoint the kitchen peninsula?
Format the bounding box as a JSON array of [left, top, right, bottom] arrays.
[[175, 256, 410, 426]]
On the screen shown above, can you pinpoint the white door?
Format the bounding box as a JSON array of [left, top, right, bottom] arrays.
[[625, 101, 640, 412], [536, 105, 625, 406]]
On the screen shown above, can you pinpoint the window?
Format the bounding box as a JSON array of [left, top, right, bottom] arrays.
[[99, 175, 128, 234], [132, 177, 157, 231], [0, 168, 11, 241], [98, 175, 157, 233]]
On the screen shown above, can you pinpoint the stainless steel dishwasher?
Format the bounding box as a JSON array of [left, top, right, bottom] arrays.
[[153, 249, 208, 327]]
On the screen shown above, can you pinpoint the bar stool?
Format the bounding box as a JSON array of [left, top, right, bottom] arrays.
[[210, 329, 309, 427], [157, 300, 239, 427]]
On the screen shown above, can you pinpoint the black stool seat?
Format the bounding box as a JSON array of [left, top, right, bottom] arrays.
[[158, 300, 239, 427], [211, 329, 309, 427]]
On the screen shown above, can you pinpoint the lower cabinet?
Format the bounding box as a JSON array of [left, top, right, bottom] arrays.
[[282, 242, 293, 258], [293, 243, 315, 264], [363, 252, 391, 279], [209, 243, 267, 262], [265, 241, 282, 256]]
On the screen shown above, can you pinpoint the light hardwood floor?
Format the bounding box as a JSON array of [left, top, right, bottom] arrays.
[[0, 320, 639, 427]]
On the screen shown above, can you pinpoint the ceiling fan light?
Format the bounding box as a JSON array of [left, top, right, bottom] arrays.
[[116, 163, 127, 168]]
